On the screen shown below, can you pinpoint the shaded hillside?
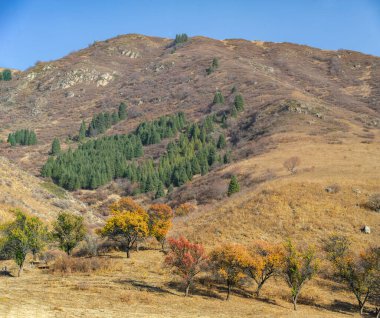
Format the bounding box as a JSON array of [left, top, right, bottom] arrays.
[[0, 156, 99, 225]]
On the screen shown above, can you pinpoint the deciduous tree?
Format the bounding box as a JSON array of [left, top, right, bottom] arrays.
[[165, 236, 208, 296], [246, 241, 284, 297], [0, 210, 47, 276], [282, 240, 318, 310], [148, 203, 174, 250], [210, 244, 251, 300], [99, 198, 149, 258], [52, 212, 86, 256]]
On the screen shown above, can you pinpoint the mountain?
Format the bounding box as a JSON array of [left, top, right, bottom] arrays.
[[0, 34, 379, 231]]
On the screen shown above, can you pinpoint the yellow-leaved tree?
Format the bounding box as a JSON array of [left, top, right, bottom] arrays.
[[210, 244, 251, 300], [246, 240, 284, 297], [148, 203, 174, 251], [99, 197, 149, 258]]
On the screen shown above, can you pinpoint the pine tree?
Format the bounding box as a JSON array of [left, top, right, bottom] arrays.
[[213, 91, 224, 104], [212, 58, 219, 69], [234, 94, 244, 112], [231, 105, 238, 118], [2, 69, 12, 81], [79, 120, 86, 141], [7, 133, 16, 146], [227, 175, 240, 196], [217, 134, 226, 149], [155, 182, 165, 199], [118, 102, 127, 120], [51, 138, 61, 155]]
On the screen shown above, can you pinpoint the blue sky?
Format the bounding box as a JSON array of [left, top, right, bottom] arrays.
[[0, 0, 379, 70]]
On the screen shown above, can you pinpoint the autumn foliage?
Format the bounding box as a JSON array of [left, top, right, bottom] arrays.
[[99, 198, 149, 258], [210, 244, 251, 300], [148, 204, 174, 250], [246, 241, 284, 297], [165, 236, 208, 296]]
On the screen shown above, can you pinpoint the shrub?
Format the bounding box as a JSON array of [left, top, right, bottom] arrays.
[[365, 193, 380, 212], [283, 157, 301, 174], [51, 256, 121, 274], [175, 203, 196, 217]]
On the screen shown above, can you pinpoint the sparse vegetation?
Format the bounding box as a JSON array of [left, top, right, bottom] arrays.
[[173, 33, 188, 46], [365, 193, 380, 212], [283, 156, 301, 174], [227, 175, 240, 196], [206, 57, 219, 75]]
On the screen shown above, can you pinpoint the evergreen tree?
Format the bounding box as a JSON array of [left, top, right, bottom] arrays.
[[7, 133, 16, 146], [118, 102, 127, 120], [231, 105, 238, 118], [234, 94, 244, 112], [213, 91, 224, 104], [155, 182, 165, 199], [227, 175, 240, 196], [217, 134, 226, 149], [212, 58, 219, 69], [51, 138, 61, 155], [2, 69, 12, 81], [79, 120, 86, 141]]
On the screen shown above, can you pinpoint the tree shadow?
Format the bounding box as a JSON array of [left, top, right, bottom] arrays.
[[115, 278, 176, 295], [0, 269, 13, 277], [167, 281, 224, 300], [313, 299, 359, 315]]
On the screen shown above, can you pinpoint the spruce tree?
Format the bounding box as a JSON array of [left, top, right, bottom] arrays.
[[118, 102, 127, 120], [227, 175, 240, 196], [51, 138, 61, 155], [217, 134, 226, 149], [234, 94, 244, 112], [2, 69, 12, 81], [155, 182, 165, 199], [213, 91, 224, 104], [79, 120, 86, 141], [7, 133, 16, 146]]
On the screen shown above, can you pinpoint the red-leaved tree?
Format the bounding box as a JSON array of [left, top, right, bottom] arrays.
[[165, 236, 208, 296]]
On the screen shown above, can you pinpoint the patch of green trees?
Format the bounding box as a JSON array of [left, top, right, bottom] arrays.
[[7, 129, 37, 146]]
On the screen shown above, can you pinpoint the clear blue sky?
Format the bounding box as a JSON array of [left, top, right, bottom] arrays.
[[1, 0, 379, 70]]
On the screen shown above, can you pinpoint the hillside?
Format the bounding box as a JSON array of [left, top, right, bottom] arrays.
[[0, 34, 379, 317], [0, 156, 99, 225]]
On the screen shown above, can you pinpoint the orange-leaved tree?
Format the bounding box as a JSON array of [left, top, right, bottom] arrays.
[[165, 236, 208, 296], [148, 203, 174, 251], [210, 244, 251, 300], [282, 240, 318, 310], [246, 240, 284, 297], [99, 197, 149, 258]]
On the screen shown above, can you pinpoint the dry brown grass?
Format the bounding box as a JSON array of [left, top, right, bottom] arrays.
[[0, 250, 371, 318]]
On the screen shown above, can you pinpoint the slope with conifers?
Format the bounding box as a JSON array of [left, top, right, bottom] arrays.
[[0, 34, 379, 317]]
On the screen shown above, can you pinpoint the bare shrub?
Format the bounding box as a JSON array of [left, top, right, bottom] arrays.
[[51, 256, 122, 274], [283, 156, 301, 174], [325, 184, 341, 194], [175, 203, 196, 217]]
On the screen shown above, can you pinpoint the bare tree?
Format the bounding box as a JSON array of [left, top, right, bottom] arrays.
[[283, 157, 301, 174]]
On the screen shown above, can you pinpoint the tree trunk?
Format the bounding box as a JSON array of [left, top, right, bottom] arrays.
[[375, 307, 379, 318], [256, 282, 264, 297], [292, 293, 299, 311], [126, 247, 130, 258], [18, 264, 23, 277], [226, 281, 231, 301], [185, 283, 190, 297], [359, 302, 364, 315], [161, 239, 166, 252]]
